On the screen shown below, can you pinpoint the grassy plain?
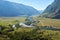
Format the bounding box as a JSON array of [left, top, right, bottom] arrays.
[[0, 17, 26, 27], [33, 17, 60, 27], [0, 17, 60, 40]]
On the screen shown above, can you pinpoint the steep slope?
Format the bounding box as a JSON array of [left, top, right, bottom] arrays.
[[41, 0, 60, 19], [0, 0, 40, 17]]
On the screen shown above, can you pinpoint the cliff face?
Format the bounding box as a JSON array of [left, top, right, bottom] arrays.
[[41, 0, 60, 19]]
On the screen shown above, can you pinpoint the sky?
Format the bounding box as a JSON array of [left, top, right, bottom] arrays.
[[6, 0, 54, 10]]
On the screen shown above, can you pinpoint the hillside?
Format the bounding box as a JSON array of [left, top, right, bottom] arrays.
[[0, 0, 40, 17], [40, 0, 60, 19]]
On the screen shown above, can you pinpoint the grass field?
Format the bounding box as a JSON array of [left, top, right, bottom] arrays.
[[0, 17, 26, 27], [33, 17, 60, 27], [0, 17, 60, 40], [0, 17, 60, 27]]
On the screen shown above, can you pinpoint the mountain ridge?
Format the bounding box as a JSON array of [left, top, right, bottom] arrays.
[[0, 0, 40, 17], [40, 0, 60, 19]]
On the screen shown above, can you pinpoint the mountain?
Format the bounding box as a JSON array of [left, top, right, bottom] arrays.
[[39, 10, 43, 13], [40, 0, 60, 19], [0, 0, 40, 17]]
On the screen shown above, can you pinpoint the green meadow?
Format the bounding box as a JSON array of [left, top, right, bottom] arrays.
[[0, 17, 60, 40]]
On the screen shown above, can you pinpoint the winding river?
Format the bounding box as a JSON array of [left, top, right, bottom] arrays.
[[19, 22, 60, 31]]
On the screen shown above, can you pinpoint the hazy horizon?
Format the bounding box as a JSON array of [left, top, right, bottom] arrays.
[[6, 0, 54, 10]]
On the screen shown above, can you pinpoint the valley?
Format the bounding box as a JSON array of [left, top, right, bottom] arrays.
[[0, 17, 60, 30], [0, 0, 60, 40], [0, 17, 60, 40]]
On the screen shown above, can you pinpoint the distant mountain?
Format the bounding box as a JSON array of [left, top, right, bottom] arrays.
[[39, 10, 43, 14], [40, 0, 60, 19], [0, 0, 40, 17]]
